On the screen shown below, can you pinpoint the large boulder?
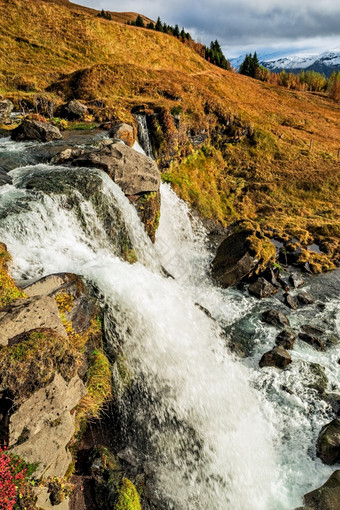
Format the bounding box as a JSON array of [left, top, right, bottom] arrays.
[[109, 123, 136, 147], [0, 99, 13, 123], [60, 99, 89, 120], [302, 470, 340, 510], [0, 295, 67, 346], [317, 419, 340, 465], [11, 119, 62, 142], [211, 230, 258, 288], [52, 140, 160, 196]]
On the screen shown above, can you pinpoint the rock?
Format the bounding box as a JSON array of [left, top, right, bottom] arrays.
[[117, 446, 141, 467], [23, 272, 98, 337], [285, 293, 297, 310], [11, 119, 62, 142], [308, 363, 328, 394], [325, 394, 340, 416], [297, 292, 314, 305], [211, 230, 258, 288], [261, 309, 290, 328], [249, 277, 277, 298], [10, 373, 86, 478], [60, 99, 88, 120], [0, 168, 12, 186], [0, 295, 67, 346], [299, 325, 325, 351], [259, 346, 292, 369], [109, 123, 136, 147], [0, 100, 13, 123], [303, 470, 340, 510], [277, 276, 290, 292], [52, 140, 160, 196], [261, 267, 281, 287], [289, 274, 305, 288], [275, 330, 296, 350], [35, 486, 70, 510], [317, 419, 340, 465]]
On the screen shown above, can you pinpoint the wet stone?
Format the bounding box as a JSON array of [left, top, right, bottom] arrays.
[[285, 293, 297, 310], [316, 419, 340, 465], [289, 274, 305, 288], [261, 309, 290, 328], [248, 277, 277, 298], [259, 346, 292, 369], [299, 325, 326, 351], [275, 330, 296, 350], [297, 292, 314, 305]]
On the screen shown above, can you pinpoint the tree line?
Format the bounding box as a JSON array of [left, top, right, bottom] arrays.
[[127, 16, 230, 71], [239, 52, 340, 101]]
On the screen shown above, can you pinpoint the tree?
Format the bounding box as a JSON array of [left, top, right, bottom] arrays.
[[155, 17, 163, 31], [239, 52, 259, 78], [173, 24, 180, 37], [135, 15, 145, 27], [146, 21, 155, 30]]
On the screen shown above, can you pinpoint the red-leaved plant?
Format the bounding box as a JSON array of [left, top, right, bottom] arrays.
[[0, 447, 27, 510]]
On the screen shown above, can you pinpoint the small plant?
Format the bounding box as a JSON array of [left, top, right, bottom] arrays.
[[0, 448, 37, 510], [46, 476, 74, 505]]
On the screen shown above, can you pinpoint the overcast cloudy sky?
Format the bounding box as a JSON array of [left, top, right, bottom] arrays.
[[74, 0, 340, 58]]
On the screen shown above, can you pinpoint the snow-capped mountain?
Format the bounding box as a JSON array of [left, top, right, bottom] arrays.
[[229, 47, 340, 76]]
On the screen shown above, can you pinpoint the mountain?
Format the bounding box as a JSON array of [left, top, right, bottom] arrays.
[[230, 47, 340, 76], [262, 47, 340, 76]]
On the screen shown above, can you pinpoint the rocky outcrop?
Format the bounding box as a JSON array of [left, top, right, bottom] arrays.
[[59, 99, 89, 120], [11, 119, 62, 142], [109, 123, 136, 147], [259, 346, 292, 369], [0, 295, 67, 346], [262, 309, 290, 328], [52, 140, 160, 196], [10, 373, 86, 478], [0, 99, 13, 123], [317, 419, 340, 465], [301, 470, 340, 510]]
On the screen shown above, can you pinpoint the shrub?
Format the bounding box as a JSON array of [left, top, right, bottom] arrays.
[[0, 448, 36, 510]]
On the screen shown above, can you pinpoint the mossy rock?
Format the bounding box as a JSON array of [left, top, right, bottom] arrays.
[[116, 478, 141, 510]]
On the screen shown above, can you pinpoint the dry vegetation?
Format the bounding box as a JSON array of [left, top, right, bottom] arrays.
[[0, 0, 339, 268]]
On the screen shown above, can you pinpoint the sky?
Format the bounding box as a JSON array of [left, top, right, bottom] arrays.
[[73, 0, 340, 58]]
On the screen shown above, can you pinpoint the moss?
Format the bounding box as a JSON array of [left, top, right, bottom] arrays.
[[136, 192, 161, 243], [76, 349, 112, 422], [246, 234, 277, 274], [0, 242, 26, 309], [0, 328, 80, 404], [116, 478, 141, 510]]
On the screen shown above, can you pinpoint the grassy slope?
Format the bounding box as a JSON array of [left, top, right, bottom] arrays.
[[0, 0, 339, 268]]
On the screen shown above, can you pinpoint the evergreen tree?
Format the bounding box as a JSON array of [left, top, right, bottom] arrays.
[[173, 24, 180, 37], [155, 17, 163, 31], [135, 15, 145, 27], [146, 21, 155, 30]]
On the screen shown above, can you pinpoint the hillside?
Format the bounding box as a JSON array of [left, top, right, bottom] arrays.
[[1, 0, 340, 270]]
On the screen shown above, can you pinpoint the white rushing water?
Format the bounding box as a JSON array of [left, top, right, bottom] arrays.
[[0, 142, 339, 508]]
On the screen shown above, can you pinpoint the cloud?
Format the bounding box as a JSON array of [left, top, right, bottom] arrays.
[[74, 0, 340, 54]]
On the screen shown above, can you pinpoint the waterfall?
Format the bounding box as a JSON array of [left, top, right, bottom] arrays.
[[136, 114, 154, 158], [0, 140, 338, 508]]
